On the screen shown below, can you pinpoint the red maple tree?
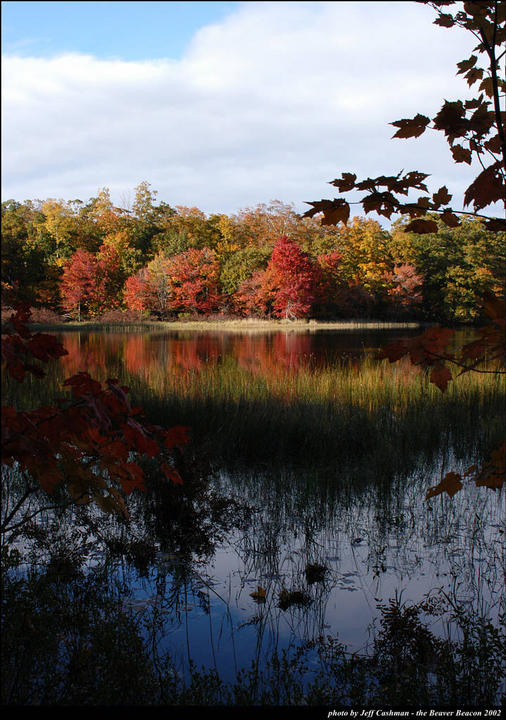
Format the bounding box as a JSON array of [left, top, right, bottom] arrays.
[[60, 245, 122, 320], [234, 236, 319, 319]]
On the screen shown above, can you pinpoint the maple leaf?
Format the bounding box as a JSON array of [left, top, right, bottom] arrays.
[[123, 422, 160, 457], [27, 333, 68, 362], [303, 198, 350, 226], [378, 339, 410, 363], [404, 218, 439, 234], [456, 55, 478, 74], [120, 462, 145, 494], [483, 134, 502, 153], [464, 66, 484, 87], [161, 463, 183, 485], [320, 199, 351, 226], [459, 335, 490, 361], [361, 191, 398, 218], [164, 425, 191, 449], [420, 326, 455, 353], [63, 372, 102, 399], [450, 144, 472, 164], [391, 114, 431, 139], [479, 76, 495, 98], [468, 102, 494, 137], [433, 13, 455, 28], [250, 586, 267, 602], [464, 162, 506, 210], [400, 202, 429, 218], [102, 439, 130, 463], [433, 100, 469, 141], [380, 326, 455, 372], [329, 172, 357, 192], [426, 471, 463, 499], [430, 363, 453, 392], [432, 186, 452, 207], [439, 209, 461, 227], [402, 171, 430, 192]]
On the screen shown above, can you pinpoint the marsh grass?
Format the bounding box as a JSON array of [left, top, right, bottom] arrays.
[[26, 318, 423, 333], [126, 355, 505, 472], [4, 349, 504, 473]]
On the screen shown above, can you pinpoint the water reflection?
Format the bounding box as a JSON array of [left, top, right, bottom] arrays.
[[55, 328, 422, 381], [2, 327, 504, 703], [121, 461, 504, 684]]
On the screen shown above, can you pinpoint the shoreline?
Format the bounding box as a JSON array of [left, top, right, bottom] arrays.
[[25, 318, 425, 333]]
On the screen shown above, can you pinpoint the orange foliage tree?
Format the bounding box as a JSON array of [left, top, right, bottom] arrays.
[[124, 249, 222, 318], [60, 244, 123, 320], [304, 0, 505, 496], [164, 247, 222, 316]]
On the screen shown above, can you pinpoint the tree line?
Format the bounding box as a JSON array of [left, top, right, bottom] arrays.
[[2, 182, 505, 324]]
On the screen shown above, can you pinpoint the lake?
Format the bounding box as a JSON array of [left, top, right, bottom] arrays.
[[3, 326, 505, 702]]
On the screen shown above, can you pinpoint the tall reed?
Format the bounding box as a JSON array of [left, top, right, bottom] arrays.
[[128, 356, 505, 472], [3, 342, 503, 473]]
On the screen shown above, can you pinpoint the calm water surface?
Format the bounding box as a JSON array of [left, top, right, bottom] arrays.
[[53, 326, 421, 378], [10, 328, 506, 681]]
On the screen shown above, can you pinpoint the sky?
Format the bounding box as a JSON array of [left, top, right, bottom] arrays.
[[1, 1, 485, 220]]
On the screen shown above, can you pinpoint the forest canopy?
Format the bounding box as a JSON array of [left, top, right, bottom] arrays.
[[2, 184, 505, 324]]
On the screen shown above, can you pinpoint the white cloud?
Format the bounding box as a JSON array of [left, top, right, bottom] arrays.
[[1, 1, 487, 220]]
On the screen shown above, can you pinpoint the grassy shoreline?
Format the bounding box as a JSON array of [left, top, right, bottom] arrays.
[[25, 318, 424, 333]]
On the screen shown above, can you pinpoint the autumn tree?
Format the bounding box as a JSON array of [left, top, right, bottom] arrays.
[[4, 184, 499, 323], [304, 0, 505, 496], [60, 246, 123, 320], [60, 249, 100, 321], [390, 215, 505, 321], [150, 206, 220, 259], [128, 181, 163, 256], [39, 199, 78, 262], [384, 263, 424, 317], [123, 268, 152, 314], [313, 250, 345, 318], [233, 269, 277, 318], [85, 187, 122, 236], [268, 235, 319, 319], [220, 246, 272, 299], [123, 254, 172, 317], [338, 218, 394, 304], [233, 236, 319, 319], [164, 247, 222, 316], [99, 230, 143, 281], [123, 248, 222, 318], [95, 242, 125, 312]]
